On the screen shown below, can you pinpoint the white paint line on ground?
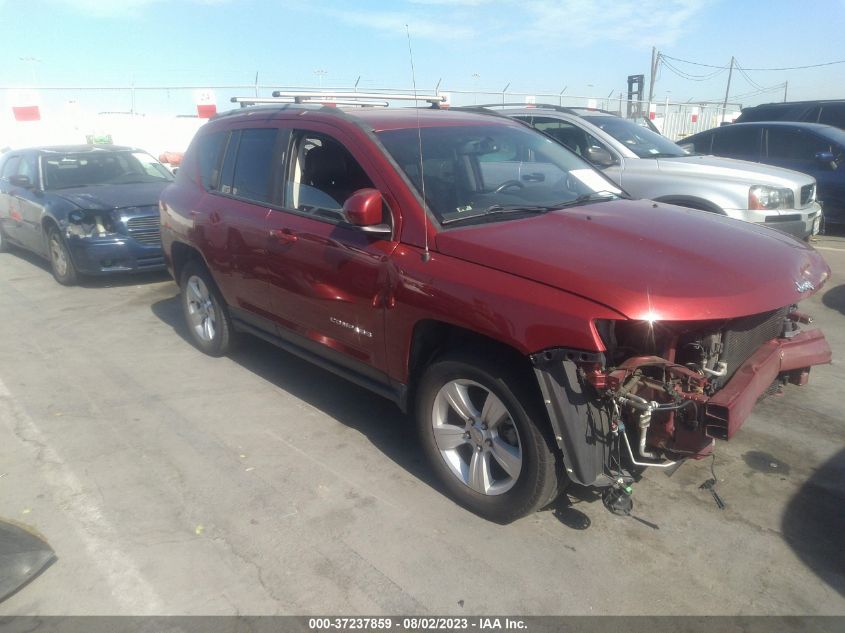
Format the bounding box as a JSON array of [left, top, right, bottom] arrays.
[[0, 377, 162, 614]]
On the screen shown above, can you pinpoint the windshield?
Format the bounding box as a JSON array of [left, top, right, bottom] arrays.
[[376, 124, 622, 226], [41, 150, 174, 190], [582, 116, 688, 158]]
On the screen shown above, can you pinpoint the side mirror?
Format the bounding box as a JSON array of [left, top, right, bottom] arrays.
[[10, 174, 32, 188], [585, 146, 617, 168], [342, 188, 391, 236], [815, 151, 837, 170]]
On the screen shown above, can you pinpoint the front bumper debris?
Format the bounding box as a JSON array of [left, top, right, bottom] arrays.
[[531, 326, 831, 483]]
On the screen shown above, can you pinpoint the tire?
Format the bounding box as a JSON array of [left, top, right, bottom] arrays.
[[415, 351, 561, 523], [179, 259, 236, 357], [47, 227, 78, 285]]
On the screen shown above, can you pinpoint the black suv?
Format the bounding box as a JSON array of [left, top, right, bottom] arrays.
[[735, 99, 845, 130]]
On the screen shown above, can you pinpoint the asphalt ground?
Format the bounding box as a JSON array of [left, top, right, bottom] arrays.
[[0, 234, 843, 616]]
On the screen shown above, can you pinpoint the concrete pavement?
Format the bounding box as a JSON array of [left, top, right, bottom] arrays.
[[0, 238, 843, 615]]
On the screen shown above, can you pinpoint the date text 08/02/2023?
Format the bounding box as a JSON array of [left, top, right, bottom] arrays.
[[308, 617, 528, 630]]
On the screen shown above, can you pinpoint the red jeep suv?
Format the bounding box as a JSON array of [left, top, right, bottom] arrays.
[[160, 103, 831, 522]]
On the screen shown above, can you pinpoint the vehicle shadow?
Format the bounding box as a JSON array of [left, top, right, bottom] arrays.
[[781, 448, 845, 597], [1, 246, 53, 276], [2, 245, 171, 288], [78, 270, 171, 289], [822, 283, 845, 316], [150, 292, 610, 525], [149, 293, 436, 490]]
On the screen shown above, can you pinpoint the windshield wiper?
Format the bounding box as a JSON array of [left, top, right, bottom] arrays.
[[441, 205, 554, 226], [50, 183, 108, 190], [556, 191, 623, 207]]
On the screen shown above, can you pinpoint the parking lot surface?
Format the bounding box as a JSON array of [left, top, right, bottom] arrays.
[[0, 237, 843, 616]]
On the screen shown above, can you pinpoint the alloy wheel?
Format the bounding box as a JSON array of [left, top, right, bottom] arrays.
[[185, 275, 217, 342], [431, 379, 523, 495], [49, 235, 68, 277]]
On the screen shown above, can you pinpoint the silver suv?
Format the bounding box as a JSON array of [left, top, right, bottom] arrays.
[[489, 105, 822, 239]]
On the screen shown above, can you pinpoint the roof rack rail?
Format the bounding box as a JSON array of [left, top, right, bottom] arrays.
[[270, 91, 447, 106], [231, 96, 390, 108], [474, 102, 580, 114]]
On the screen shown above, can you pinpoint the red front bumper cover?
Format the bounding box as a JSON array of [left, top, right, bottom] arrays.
[[703, 328, 831, 440]]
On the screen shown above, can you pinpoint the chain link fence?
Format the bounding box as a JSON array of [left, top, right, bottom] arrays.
[[0, 84, 743, 154]]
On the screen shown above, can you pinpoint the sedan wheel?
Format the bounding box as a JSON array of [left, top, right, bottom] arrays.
[[47, 228, 78, 285]]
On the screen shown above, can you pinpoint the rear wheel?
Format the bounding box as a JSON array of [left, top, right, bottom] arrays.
[[416, 352, 561, 523], [180, 260, 235, 357], [47, 227, 78, 285]]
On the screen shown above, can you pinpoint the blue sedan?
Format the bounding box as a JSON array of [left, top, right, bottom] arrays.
[[0, 145, 173, 284]]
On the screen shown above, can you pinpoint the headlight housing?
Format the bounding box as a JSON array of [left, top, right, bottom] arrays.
[[66, 210, 116, 238], [748, 185, 794, 210]]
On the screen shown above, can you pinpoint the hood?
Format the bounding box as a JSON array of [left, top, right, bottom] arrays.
[[435, 199, 830, 321], [656, 155, 815, 187], [52, 182, 168, 211]]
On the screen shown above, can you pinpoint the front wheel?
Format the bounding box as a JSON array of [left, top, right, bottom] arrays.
[[416, 352, 561, 523], [47, 227, 78, 285], [180, 260, 236, 357]]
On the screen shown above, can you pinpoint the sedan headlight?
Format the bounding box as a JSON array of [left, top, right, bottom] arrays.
[[748, 185, 794, 210], [66, 210, 116, 238]]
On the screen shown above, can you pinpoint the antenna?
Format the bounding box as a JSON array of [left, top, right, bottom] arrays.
[[406, 24, 431, 263]]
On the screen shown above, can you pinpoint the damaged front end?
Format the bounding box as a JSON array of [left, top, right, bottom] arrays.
[[530, 306, 831, 488]]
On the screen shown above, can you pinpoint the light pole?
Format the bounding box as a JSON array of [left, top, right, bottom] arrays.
[[314, 69, 328, 88], [472, 73, 480, 104]]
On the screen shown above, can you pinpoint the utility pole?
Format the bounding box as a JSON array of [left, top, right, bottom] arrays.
[[783, 81, 788, 102], [646, 47, 658, 105], [721, 56, 735, 123]]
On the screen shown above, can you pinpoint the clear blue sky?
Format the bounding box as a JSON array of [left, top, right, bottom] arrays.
[[3, 0, 845, 114]]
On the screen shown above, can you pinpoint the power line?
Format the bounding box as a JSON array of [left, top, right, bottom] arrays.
[[660, 56, 726, 82], [698, 82, 786, 103], [734, 61, 768, 92], [661, 53, 845, 71]]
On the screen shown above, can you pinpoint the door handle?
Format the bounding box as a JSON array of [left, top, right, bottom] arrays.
[[521, 173, 545, 182], [269, 228, 298, 244]]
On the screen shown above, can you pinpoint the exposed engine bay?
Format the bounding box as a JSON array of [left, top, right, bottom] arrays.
[[531, 304, 831, 493]]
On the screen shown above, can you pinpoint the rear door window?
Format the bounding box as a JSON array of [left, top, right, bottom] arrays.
[[711, 127, 761, 160], [230, 128, 280, 204], [197, 131, 228, 191], [526, 116, 611, 159], [688, 131, 712, 154]]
